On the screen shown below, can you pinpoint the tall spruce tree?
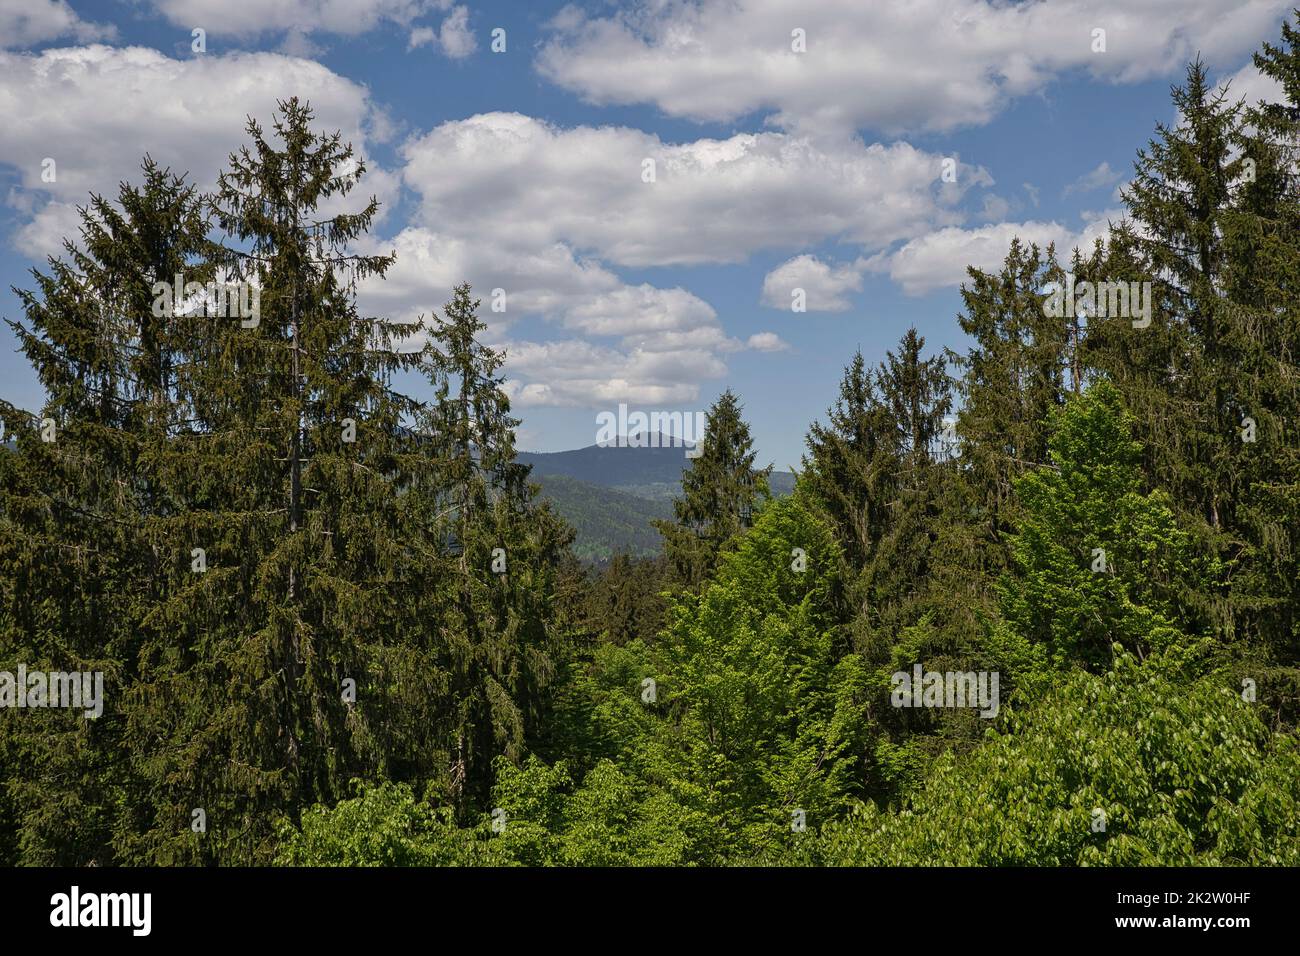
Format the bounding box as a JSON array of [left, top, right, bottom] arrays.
[[803, 351, 895, 572], [418, 283, 574, 811], [655, 389, 770, 589], [804, 333, 995, 797], [1110, 58, 1246, 540], [1227, 20, 1300, 714], [804, 332, 959, 642], [950, 239, 1068, 534], [1093, 55, 1300, 679], [856, 330, 955, 642], [2, 101, 577, 863], [1, 158, 215, 864]]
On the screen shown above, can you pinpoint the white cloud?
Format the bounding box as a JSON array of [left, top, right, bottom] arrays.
[[746, 332, 789, 352], [384, 111, 1020, 402], [400, 112, 986, 269], [386, 111, 997, 404], [537, 0, 1293, 136], [1064, 161, 1123, 196], [437, 6, 475, 58], [355, 227, 732, 405], [761, 254, 865, 312], [0, 45, 396, 258], [358, 227, 717, 335], [148, 0, 447, 37], [13, 200, 81, 259], [408, 26, 437, 49], [498, 338, 721, 407], [1221, 60, 1287, 107], [869, 211, 1120, 296], [408, 5, 476, 57], [622, 325, 742, 354], [0, 0, 112, 48], [563, 286, 718, 338]]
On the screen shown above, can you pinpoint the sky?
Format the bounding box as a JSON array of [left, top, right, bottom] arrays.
[[0, 0, 1292, 469]]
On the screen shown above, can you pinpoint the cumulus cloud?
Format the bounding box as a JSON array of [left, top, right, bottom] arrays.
[[868, 212, 1120, 296], [356, 227, 715, 334], [437, 5, 475, 58], [355, 227, 735, 405], [379, 111, 997, 404], [147, 0, 447, 38], [0, 0, 113, 48], [13, 201, 82, 259], [537, 0, 1293, 136], [497, 338, 722, 407], [0, 45, 397, 258], [761, 254, 865, 312], [400, 112, 987, 268], [408, 25, 436, 49], [1064, 161, 1124, 196], [408, 5, 475, 57], [746, 332, 789, 352], [1221, 60, 1288, 107]]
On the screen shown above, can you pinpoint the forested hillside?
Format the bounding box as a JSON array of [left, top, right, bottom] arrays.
[[521, 442, 796, 556], [530, 475, 671, 562], [4, 17, 1300, 867]]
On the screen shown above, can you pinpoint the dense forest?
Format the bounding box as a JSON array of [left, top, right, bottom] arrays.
[[4, 18, 1300, 867]]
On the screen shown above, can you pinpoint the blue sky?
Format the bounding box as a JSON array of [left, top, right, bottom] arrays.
[[0, 0, 1292, 468]]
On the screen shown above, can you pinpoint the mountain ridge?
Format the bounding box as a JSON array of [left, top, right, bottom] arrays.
[[521, 436, 796, 560]]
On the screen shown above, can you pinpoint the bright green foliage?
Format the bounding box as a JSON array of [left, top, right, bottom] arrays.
[[651, 492, 871, 859], [798, 648, 1300, 866], [275, 781, 486, 867], [487, 756, 699, 866], [1002, 382, 1213, 669]]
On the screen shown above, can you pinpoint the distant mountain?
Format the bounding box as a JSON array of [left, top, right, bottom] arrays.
[[518, 434, 701, 486], [520, 435, 796, 560], [518, 434, 796, 495]]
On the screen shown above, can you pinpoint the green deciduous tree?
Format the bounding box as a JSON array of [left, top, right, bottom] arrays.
[[799, 647, 1300, 866], [1002, 382, 1214, 669]]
